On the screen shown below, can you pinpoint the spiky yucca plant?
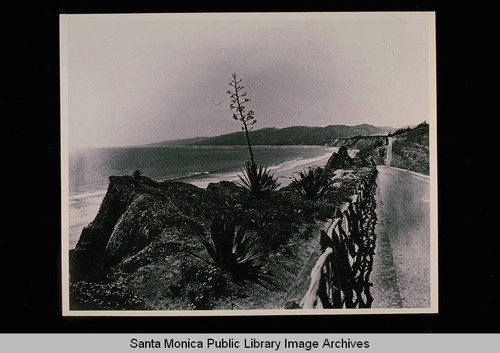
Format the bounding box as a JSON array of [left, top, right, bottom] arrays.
[[237, 161, 280, 198], [290, 167, 332, 201], [188, 214, 270, 287]]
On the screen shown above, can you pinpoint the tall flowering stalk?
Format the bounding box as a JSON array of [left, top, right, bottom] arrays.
[[227, 73, 257, 166]]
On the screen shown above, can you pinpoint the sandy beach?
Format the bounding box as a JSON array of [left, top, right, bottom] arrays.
[[188, 147, 337, 189]]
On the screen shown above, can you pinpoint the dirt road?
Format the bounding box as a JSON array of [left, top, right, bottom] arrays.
[[371, 165, 430, 308]]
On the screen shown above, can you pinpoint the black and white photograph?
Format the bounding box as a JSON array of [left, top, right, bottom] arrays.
[[60, 12, 438, 315]]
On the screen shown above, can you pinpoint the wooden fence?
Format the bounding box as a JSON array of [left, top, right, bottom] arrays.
[[301, 168, 378, 309]]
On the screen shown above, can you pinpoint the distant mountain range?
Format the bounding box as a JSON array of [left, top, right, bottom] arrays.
[[144, 124, 397, 147]]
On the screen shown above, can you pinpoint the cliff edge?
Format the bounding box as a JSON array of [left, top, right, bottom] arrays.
[[69, 148, 377, 310]]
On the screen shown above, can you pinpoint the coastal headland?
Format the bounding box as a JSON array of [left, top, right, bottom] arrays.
[[67, 123, 429, 311]]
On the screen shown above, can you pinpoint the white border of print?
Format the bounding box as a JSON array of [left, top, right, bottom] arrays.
[[60, 11, 438, 316]]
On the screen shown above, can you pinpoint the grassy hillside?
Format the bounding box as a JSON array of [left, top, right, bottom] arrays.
[[390, 122, 429, 175]]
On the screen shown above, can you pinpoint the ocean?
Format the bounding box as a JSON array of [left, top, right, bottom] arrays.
[[67, 145, 336, 249]]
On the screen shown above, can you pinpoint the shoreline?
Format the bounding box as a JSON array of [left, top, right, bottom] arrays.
[[68, 146, 337, 249], [187, 147, 336, 189]]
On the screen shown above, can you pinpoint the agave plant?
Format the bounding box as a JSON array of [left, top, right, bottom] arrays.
[[290, 167, 332, 201], [188, 214, 270, 287], [237, 161, 280, 197]]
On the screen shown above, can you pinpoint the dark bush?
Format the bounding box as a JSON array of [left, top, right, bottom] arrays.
[[240, 191, 307, 250], [188, 214, 271, 287], [290, 167, 332, 201], [132, 169, 142, 185]]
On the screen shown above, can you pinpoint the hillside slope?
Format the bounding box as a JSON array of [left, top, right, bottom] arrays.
[[390, 122, 430, 175], [145, 124, 395, 147]]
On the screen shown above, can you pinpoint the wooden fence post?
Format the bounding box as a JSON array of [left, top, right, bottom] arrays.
[[302, 248, 333, 309]]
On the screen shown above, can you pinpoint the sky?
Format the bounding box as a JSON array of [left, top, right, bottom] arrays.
[[61, 12, 435, 149]]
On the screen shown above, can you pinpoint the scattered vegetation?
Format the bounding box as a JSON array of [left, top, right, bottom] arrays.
[[391, 121, 429, 174], [69, 275, 148, 310], [168, 263, 234, 310], [390, 121, 428, 137], [70, 73, 392, 311]]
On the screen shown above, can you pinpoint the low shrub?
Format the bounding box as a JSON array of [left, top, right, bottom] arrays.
[[69, 277, 147, 310], [168, 262, 236, 310], [132, 169, 142, 185]]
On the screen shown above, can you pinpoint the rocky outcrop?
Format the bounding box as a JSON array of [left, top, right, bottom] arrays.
[[69, 176, 206, 282], [70, 178, 139, 282], [326, 146, 351, 169], [325, 146, 375, 172], [69, 174, 251, 283], [329, 136, 387, 165]]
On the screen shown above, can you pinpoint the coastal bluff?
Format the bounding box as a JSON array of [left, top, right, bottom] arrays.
[[69, 147, 377, 310], [70, 177, 220, 282]]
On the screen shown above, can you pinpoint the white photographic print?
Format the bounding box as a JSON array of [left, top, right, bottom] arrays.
[[60, 12, 437, 316]]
